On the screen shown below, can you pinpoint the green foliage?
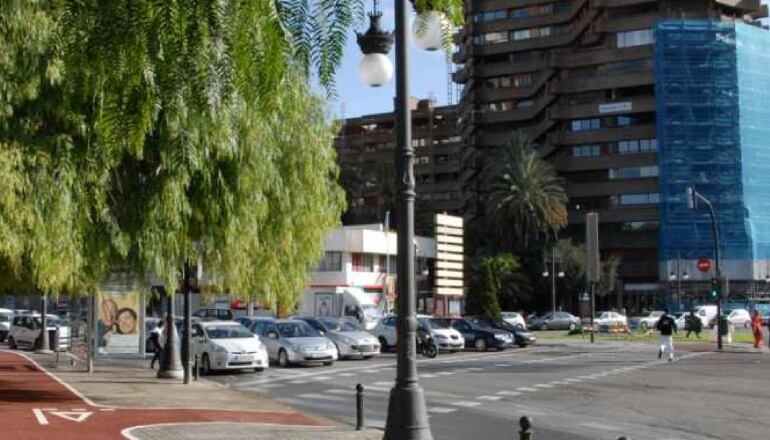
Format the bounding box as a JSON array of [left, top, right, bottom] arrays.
[[552, 239, 620, 298], [467, 253, 530, 319], [0, 0, 348, 306], [484, 132, 568, 253]]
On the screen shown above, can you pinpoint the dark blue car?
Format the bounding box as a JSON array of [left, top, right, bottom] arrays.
[[435, 317, 514, 352]]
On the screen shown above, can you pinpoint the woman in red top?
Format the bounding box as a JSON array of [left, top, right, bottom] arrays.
[[751, 310, 764, 349]]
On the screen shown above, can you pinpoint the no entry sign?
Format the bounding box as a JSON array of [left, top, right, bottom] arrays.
[[697, 257, 712, 273]]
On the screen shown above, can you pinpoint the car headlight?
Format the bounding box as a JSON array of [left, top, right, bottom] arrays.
[[494, 334, 506, 340], [327, 342, 336, 350], [213, 345, 228, 353]]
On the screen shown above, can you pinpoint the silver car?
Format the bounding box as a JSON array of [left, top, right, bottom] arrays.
[[249, 318, 338, 367], [294, 316, 381, 359]]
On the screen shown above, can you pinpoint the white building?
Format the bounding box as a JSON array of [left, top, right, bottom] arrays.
[[309, 224, 435, 312]]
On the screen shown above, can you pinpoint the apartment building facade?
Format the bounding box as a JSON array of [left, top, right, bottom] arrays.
[[334, 98, 462, 236], [454, 0, 767, 309]]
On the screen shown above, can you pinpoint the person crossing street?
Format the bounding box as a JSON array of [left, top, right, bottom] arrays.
[[751, 309, 763, 349], [656, 309, 677, 362]]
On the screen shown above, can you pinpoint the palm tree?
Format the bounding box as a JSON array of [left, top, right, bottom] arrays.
[[485, 132, 568, 252]]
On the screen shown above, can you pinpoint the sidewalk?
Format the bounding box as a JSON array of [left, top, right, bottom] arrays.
[[4, 350, 380, 440]]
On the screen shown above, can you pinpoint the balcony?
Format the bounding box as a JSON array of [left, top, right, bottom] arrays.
[[474, 0, 589, 34], [567, 205, 659, 224], [554, 152, 657, 172], [567, 178, 659, 198], [476, 94, 555, 125], [556, 125, 656, 145], [553, 71, 654, 94], [592, 0, 659, 7], [477, 69, 555, 101], [552, 45, 652, 68], [550, 96, 655, 120]]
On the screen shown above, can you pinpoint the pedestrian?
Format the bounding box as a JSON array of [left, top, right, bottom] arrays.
[[149, 319, 164, 369], [751, 309, 763, 349], [656, 309, 677, 361], [685, 309, 702, 339]]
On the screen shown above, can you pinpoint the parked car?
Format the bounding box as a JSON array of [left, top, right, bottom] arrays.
[[594, 311, 628, 328], [723, 308, 751, 328], [419, 317, 465, 353], [293, 316, 381, 359], [500, 312, 527, 329], [433, 317, 514, 352], [193, 308, 234, 321], [370, 315, 464, 353], [248, 318, 337, 367], [628, 311, 664, 331], [465, 316, 536, 347], [0, 308, 13, 342], [7, 314, 71, 351], [529, 311, 581, 331], [694, 305, 718, 329], [191, 320, 268, 374]]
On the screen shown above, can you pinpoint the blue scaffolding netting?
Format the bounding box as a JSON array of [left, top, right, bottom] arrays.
[[656, 21, 770, 277]]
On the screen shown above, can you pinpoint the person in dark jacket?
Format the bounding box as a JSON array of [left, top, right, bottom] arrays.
[[656, 309, 677, 361], [149, 320, 164, 369], [685, 309, 702, 338]]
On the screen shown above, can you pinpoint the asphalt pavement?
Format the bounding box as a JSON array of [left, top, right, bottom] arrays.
[[204, 341, 770, 440]]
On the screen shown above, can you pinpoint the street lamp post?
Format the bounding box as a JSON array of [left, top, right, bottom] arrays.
[[668, 252, 689, 311], [686, 187, 723, 350], [542, 248, 565, 315], [35, 292, 53, 354], [356, 1, 443, 438]]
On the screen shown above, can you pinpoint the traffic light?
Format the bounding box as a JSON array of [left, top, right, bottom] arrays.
[[710, 277, 719, 299]]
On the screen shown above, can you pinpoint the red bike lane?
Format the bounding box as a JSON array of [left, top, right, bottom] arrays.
[[0, 350, 325, 439]]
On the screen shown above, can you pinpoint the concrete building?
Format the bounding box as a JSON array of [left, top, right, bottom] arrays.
[[454, 0, 767, 311], [309, 224, 436, 313], [334, 98, 462, 236]]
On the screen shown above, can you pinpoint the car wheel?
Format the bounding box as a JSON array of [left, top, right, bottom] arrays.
[[539, 323, 548, 331], [201, 354, 212, 375], [323, 361, 334, 366], [254, 367, 264, 373], [744, 321, 751, 329], [474, 338, 487, 352], [8, 336, 17, 350], [278, 349, 290, 368], [378, 337, 389, 352], [568, 323, 577, 331], [518, 343, 528, 348]]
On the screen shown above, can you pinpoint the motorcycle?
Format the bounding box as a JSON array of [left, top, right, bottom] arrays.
[[416, 328, 438, 358]]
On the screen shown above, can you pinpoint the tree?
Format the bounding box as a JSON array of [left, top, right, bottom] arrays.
[[550, 239, 620, 300], [484, 132, 568, 252], [467, 254, 530, 319]]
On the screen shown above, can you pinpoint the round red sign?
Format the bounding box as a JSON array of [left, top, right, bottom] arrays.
[[696, 258, 712, 273]]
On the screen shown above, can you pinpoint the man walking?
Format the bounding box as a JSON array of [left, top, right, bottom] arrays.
[[149, 320, 164, 369], [656, 309, 677, 361]]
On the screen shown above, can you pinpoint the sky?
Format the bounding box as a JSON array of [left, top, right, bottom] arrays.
[[325, 0, 454, 119]]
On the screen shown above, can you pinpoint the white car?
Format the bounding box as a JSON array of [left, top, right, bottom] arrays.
[[7, 314, 71, 351], [724, 309, 751, 328], [629, 311, 664, 331], [501, 312, 527, 329], [192, 321, 269, 374], [594, 311, 628, 327], [249, 318, 338, 367], [371, 315, 464, 353], [0, 308, 13, 342]]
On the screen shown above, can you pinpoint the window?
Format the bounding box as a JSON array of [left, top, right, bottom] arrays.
[[617, 116, 634, 127], [571, 118, 601, 132], [572, 144, 601, 157], [474, 9, 507, 22], [483, 31, 509, 45], [617, 138, 658, 154], [617, 29, 654, 48], [538, 27, 551, 37], [622, 221, 659, 231], [316, 251, 342, 271], [609, 166, 659, 179], [617, 193, 660, 205], [512, 29, 531, 41]]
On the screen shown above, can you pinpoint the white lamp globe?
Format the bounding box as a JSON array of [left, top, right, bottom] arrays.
[[412, 10, 446, 51], [358, 53, 393, 87]]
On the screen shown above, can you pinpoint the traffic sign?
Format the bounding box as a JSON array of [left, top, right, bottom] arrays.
[[697, 257, 712, 273]]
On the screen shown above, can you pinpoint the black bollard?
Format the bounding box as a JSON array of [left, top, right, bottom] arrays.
[[356, 383, 364, 431], [519, 416, 532, 440], [193, 354, 199, 381]]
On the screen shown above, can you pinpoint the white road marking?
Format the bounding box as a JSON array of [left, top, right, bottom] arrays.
[[49, 410, 93, 423], [436, 371, 454, 376], [338, 373, 356, 377], [477, 395, 503, 401], [428, 407, 458, 414], [297, 393, 350, 402], [261, 383, 285, 388], [497, 391, 522, 396], [289, 380, 308, 385], [420, 374, 438, 378], [313, 376, 332, 381], [517, 387, 539, 392], [362, 369, 381, 374], [534, 383, 554, 388], [451, 401, 482, 408], [373, 381, 392, 387], [32, 409, 49, 425], [495, 363, 511, 367], [579, 421, 622, 431]]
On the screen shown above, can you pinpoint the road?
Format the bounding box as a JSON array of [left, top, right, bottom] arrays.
[[206, 341, 770, 440]]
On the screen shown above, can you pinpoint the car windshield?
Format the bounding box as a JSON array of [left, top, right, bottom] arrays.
[[320, 318, 361, 332], [205, 325, 252, 339], [34, 317, 66, 327], [277, 321, 320, 338], [468, 317, 496, 328], [0, 315, 9, 322], [428, 318, 449, 329]]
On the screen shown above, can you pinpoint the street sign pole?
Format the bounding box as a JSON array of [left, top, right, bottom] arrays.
[[586, 213, 600, 344]]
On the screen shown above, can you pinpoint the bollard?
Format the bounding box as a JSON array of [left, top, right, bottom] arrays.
[[519, 416, 532, 440], [193, 354, 199, 381], [355, 383, 364, 431]]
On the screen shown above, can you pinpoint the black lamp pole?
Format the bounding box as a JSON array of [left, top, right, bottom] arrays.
[[383, 1, 432, 438]]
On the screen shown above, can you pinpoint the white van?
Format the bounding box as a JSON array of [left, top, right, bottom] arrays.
[[0, 308, 13, 342], [695, 305, 718, 328], [299, 287, 381, 330]]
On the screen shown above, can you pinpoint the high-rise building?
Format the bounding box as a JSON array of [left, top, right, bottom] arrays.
[[454, 0, 767, 310], [334, 98, 462, 236]]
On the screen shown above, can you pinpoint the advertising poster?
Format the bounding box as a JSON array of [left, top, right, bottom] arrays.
[[97, 290, 141, 354]]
